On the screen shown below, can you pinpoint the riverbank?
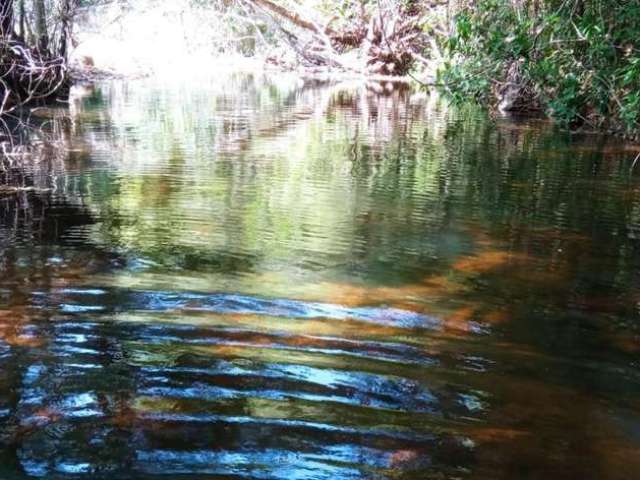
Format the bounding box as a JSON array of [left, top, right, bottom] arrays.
[[68, 0, 440, 84], [439, 1, 640, 141], [19, 0, 640, 154]]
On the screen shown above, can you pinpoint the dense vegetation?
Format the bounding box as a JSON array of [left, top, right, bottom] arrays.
[[2, 0, 640, 139], [225, 0, 640, 137], [0, 0, 77, 115], [439, 0, 640, 138]]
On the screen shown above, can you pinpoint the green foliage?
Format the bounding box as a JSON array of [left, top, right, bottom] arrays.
[[439, 0, 640, 137]]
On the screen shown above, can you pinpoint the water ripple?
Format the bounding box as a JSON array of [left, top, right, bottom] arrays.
[[42, 288, 438, 329]]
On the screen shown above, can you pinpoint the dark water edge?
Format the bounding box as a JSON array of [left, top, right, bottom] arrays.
[[0, 73, 639, 479]]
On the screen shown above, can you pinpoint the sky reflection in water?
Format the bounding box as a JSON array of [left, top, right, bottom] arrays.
[[0, 73, 639, 479]]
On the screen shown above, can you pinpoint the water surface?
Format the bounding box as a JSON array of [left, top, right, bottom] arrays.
[[0, 73, 639, 479]]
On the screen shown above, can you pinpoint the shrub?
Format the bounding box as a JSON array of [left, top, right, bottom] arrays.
[[439, 0, 640, 138]]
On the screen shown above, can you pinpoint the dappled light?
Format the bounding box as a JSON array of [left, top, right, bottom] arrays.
[[0, 64, 639, 479]]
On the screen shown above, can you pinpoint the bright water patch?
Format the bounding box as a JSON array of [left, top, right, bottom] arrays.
[[44, 287, 439, 329], [0, 74, 640, 479]]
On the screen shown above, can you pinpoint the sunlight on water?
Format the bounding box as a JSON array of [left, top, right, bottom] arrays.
[[0, 73, 639, 479]]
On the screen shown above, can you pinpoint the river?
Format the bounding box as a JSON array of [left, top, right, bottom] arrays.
[[0, 72, 639, 479]]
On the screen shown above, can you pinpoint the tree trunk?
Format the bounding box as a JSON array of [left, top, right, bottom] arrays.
[[34, 0, 48, 52], [59, 0, 76, 59], [18, 0, 24, 40], [0, 0, 13, 38]]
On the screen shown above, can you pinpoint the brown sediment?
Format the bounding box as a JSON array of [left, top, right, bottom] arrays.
[[389, 449, 420, 467], [441, 306, 513, 335], [152, 311, 414, 343], [444, 306, 478, 333], [0, 332, 43, 348], [0, 307, 43, 347], [525, 226, 592, 244], [466, 375, 640, 480], [466, 426, 530, 443], [110, 398, 138, 430], [30, 407, 62, 424], [314, 273, 464, 309], [605, 332, 640, 354], [596, 444, 640, 480], [451, 251, 527, 275], [302, 246, 543, 338], [481, 309, 511, 325], [459, 225, 500, 250]]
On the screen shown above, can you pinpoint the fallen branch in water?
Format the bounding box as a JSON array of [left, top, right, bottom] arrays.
[[245, 0, 439, 77]]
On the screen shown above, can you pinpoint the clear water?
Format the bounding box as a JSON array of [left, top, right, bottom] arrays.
[[0, 73, 639, 479]]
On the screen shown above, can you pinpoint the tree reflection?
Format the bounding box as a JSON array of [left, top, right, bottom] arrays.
[[0, 73, 638, 478]]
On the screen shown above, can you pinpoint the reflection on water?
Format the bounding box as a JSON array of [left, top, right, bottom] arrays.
[[0, 73, 639, 479]]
